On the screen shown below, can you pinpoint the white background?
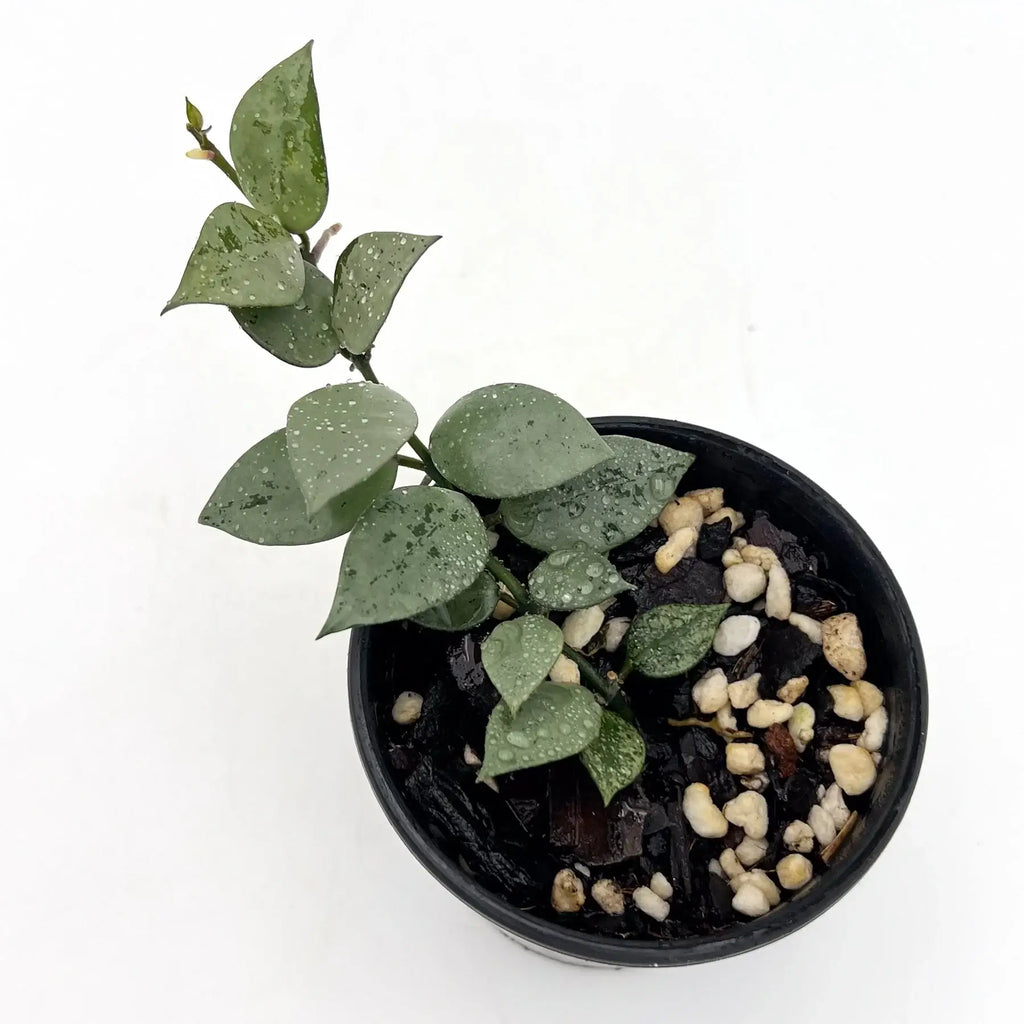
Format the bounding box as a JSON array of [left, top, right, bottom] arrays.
[[1, 2, 1020, 1021]]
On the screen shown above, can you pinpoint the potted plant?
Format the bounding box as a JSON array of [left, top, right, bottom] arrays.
[[165, 42, 927, 967]]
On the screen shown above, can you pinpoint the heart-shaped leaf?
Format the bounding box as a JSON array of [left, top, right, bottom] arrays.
[[580, 711, 647, 806], [430, 384, 613, 498], [481, 615, 564, 713], [527, 545, 631, 611], [501, 435, 695, 553], [162, 203, 304, 313], [411, 572, 498, 632], [231, 262, 340, 367], [198, 428, 396, 545], [319, 485, 489, 635], [627, 603, 731, 678], [332, 232, 440, 355], [480, 682, 603, 778], [229, 41, 327, 233], [286, 382, 417, 514]]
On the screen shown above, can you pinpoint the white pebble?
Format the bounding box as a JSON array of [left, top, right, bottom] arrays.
[[493, 598, 516, 621], [732, 883, 770, 918], [649, 871, 674, 900], [693, 667, 729, 713], [788, 703, 816, 752], [854, 679, 885, 716], [705, 507, 746, 532], [740, 544, 779, 571], [562, 605, 605, 649], [551, 869, 586, 913], [746, 699, 794, 728], [486, 530, 500, 550], [732, 537, 748, 550], [658, 495, 704, 535], [735, 835, 768, 867], [788, 612, 823, 643], [719, 848, 744, 879], [723, 791, 769, 839], [708, 858, 726, 879], [682, 782, 730, 838], [391, 691, 423, 725], [777, 675, 809, 704], [722, 548, 744, 568], [655, 525, 698, 573], [729, 869, 781, 906], [858, 706, 889, 752], [821, 783, 851, 829], [591, 878, 625, 915], [463, 744, 481, 767], [727, 673, 761, 709], [724, 562, 767, 603], [684, 487, 724, 515], [713, 615, 761, 656], [548, 654, 580, 685], [808, 804, 838, 846], [726, 742, 766, 776], [828, 684, 865, 721], [829, 744, 878, 795], [604, 617, 631, 653], [783, 820, 815, 854], [740, 771, 769, 792], [716, 705, 738, 732], [633, 885, 670, 922], [766, 563, 792, 620], [822, 613, 867, 681], [776, 854, 814, 890]]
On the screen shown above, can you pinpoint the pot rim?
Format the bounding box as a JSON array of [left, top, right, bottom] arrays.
[[348, 416, 928, 967]]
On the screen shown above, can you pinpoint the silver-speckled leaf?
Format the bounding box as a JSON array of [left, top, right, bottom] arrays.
[[429, 384, 613, 498], [162, 203, 304, 313], [527, 545, 631, 611], [580, 711, 647, 806], [411, 572, 498, 632], [331, 232, 440, 355], [500, 435, 695, 553], [198, 429, 396, 545], [319, 485, 489, 635], [231, 262, 340, 367], [627, 603, 731, 679], [229, 41, 327, 233], [286, 382, 417, 515], [480, 682, 603, 779], [481, 615, 564, 714]]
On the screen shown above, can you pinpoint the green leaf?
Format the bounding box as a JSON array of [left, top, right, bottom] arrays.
[[627, 603, 731, 679], [580, 711, 647, 806], [411, 572, 498, 632], [185, 97, 204, 130], [229, 41, 327, 233], [527, 545, 631, 611], [501, 435, 695, 553], [481, 615, 564, 714], [429, 384, 613, 498], [198, 429, 396, 545], [231, 262, 339, 367], [162, 202, 304, 313], [286, 382, 417, 515], [319, 485, 489, 635], [480, 682, 603, 778], [331, 232, 440, 355]]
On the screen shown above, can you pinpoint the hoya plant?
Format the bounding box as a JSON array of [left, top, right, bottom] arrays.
[[167, 42, 728, 805]]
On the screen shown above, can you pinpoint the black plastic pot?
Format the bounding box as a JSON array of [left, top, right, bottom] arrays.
[[348, 417, 928, 967]]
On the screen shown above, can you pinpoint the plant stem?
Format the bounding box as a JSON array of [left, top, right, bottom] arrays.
[[396, 455, 426, 470], [560, 646, 620, 704], [350, 354, 453, 488], [618, 658, 634, 683], [310, 222, 342, 265], [667, 716, 753, 741], [185, 124, 242, 192], [298, 232, 311, 260], [485, 555, 530, 609]]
